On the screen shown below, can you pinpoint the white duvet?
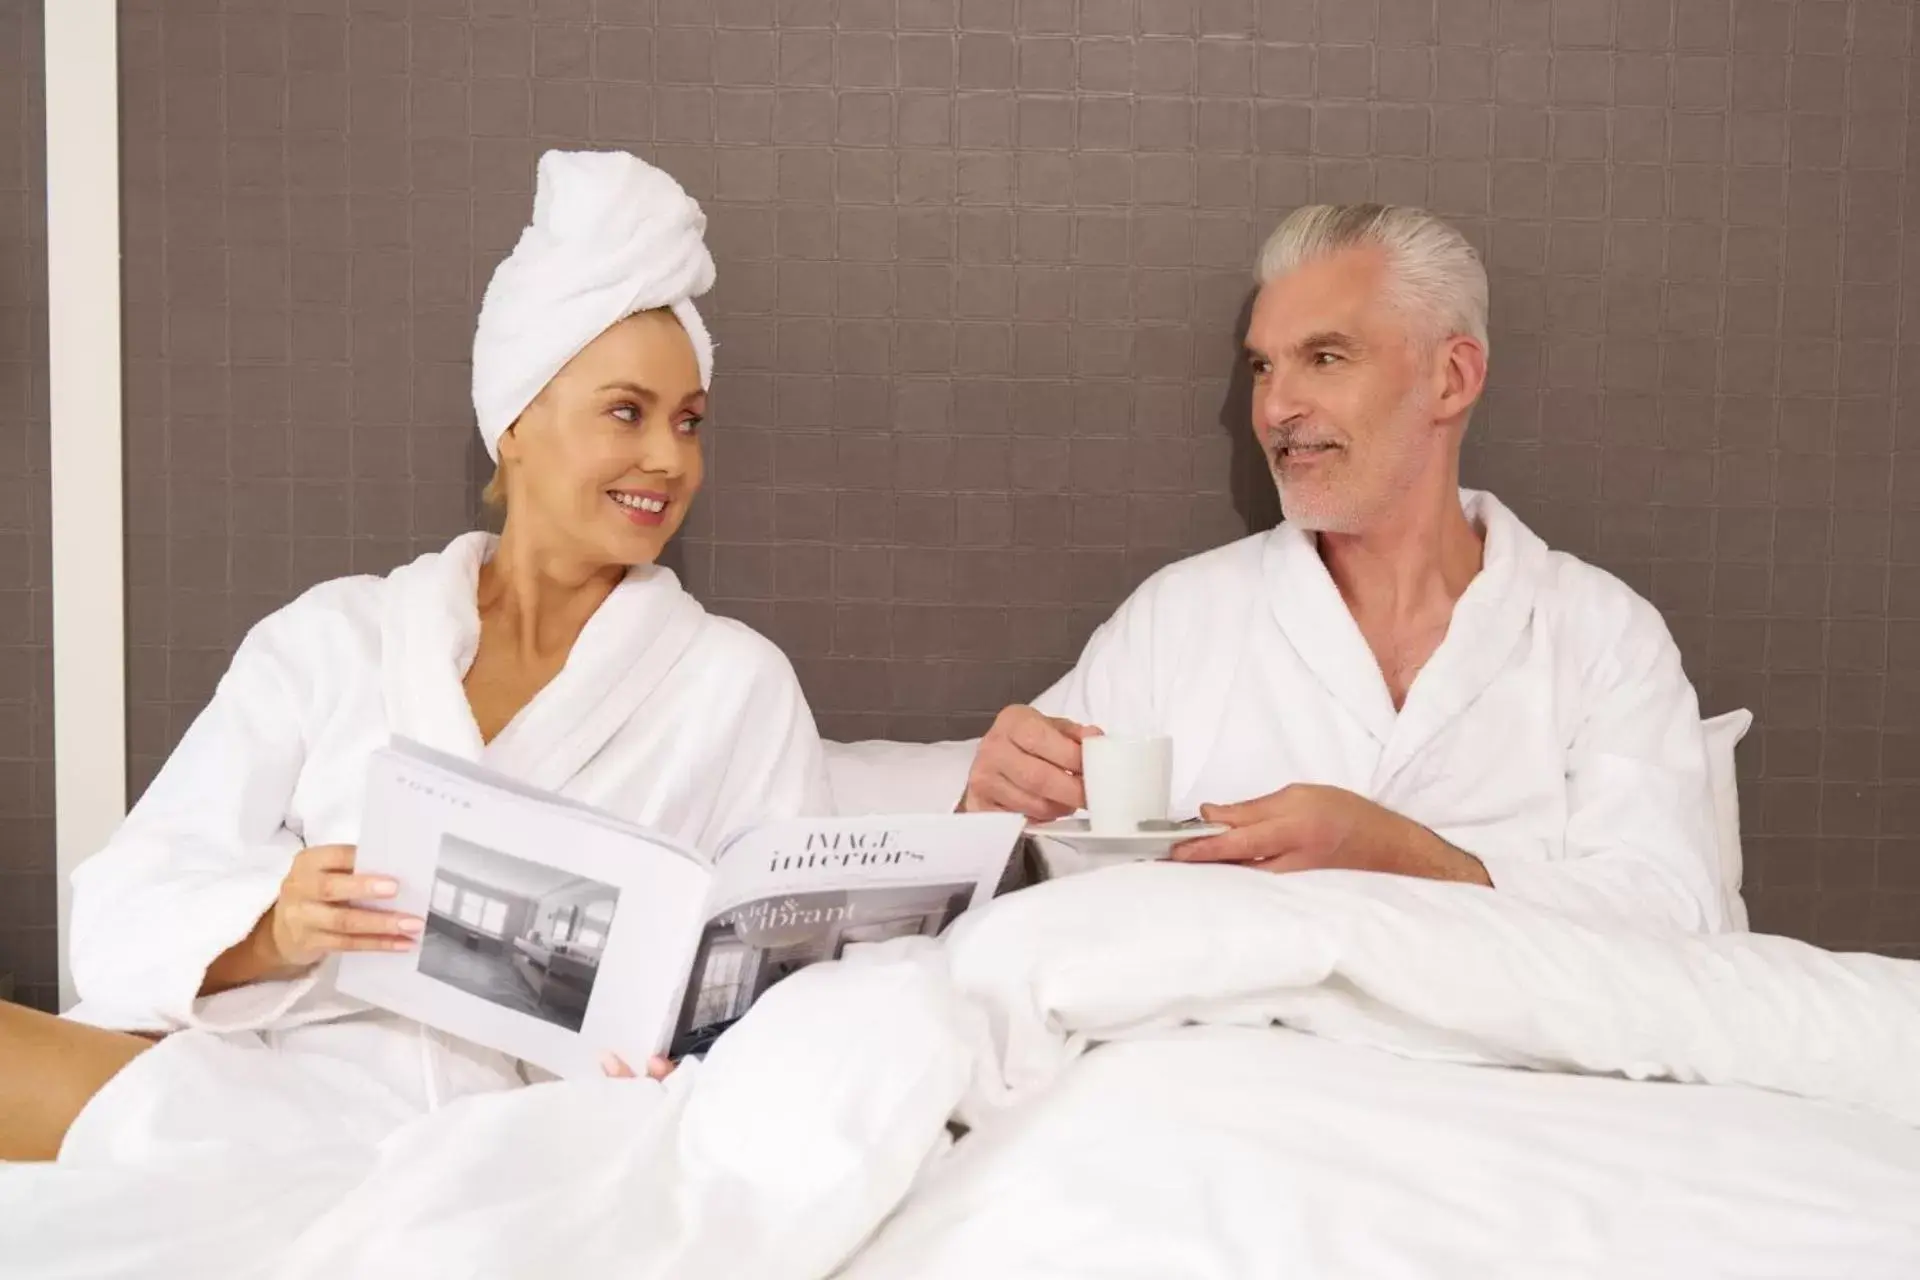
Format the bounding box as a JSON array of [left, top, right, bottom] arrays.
[[6, 865, 1920, 1279]]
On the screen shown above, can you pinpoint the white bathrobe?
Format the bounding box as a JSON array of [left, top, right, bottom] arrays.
[[902, 490, 1725, 933], [59, 532, 832, 1164]]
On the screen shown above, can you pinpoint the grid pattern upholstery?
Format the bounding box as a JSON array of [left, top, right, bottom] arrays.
[[0, 0, 1900, 985]]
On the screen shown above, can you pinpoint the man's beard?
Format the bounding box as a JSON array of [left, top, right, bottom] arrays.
[[1271, 391, 1435, 534]]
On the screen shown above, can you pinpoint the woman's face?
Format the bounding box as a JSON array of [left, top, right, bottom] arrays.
[[497, 309, 706, 568]]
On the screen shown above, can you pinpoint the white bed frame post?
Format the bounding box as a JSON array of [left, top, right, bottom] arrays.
[[43, 0, 126, 1011]]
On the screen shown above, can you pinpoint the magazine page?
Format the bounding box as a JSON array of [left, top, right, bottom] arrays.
[[665, 812, 1025, 1058], [384, 738, 711, 866], [336, 740, 714, 1079]]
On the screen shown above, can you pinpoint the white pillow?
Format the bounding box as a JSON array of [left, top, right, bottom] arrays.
[[823, 722, 1760, 930], [1702, 709, 1754, 932], [823, 739, 978, 816]]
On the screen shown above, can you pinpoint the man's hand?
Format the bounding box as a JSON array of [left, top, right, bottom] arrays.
[[1173, 784, 1491, 886], [960, 705, 1102, 822]]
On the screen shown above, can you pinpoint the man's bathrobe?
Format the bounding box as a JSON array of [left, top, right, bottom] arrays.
[[59, 531, 832, 1163], [923, 490, 1727, 932]]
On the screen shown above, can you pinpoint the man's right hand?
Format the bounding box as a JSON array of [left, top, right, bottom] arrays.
[[960, 705, 1101, 822]]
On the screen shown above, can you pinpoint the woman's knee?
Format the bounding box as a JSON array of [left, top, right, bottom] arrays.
[[0, 1000, 153, 1162]]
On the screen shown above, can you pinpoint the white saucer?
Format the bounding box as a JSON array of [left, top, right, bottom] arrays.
[[1026, 817, 1228, 858]]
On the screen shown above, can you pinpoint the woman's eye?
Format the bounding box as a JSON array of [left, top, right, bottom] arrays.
[[678, 416, 704, 436], [611, 403, 639, 424]]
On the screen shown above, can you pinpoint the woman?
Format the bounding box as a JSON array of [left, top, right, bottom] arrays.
[[0, 151, 832, 1162]]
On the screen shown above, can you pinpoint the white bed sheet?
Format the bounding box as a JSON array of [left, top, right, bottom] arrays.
[[841, 1026, 1920, 1280], [4, 864, 1918, 1279]]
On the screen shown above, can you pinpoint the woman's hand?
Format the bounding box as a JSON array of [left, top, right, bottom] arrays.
[[202, 844, 421, 995], [265, 844, 423, 969], [601, 1053, 676, 1081]]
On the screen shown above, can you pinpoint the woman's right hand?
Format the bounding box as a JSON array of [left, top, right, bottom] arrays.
[[202, 845, 423, 996], [263, 844, 423, 970]]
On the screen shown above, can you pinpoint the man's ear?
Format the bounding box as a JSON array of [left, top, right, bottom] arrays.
[[1434, 334, 1488, 423]]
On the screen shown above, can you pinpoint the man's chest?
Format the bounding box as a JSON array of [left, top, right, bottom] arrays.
[[1350, 607, 1455, 711], [1178, 638, 1571, 841]]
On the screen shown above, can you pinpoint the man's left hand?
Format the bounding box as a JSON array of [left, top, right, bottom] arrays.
[[1173, 784, 1492, 886]]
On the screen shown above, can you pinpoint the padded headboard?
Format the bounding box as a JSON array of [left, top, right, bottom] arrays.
[[822, 739, 977, 816]]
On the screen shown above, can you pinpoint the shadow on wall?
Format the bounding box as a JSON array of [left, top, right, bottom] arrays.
[[1217, 288, 1282, 539]]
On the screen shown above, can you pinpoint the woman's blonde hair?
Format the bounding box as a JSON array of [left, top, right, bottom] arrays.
[[481, 464, 506, 509]]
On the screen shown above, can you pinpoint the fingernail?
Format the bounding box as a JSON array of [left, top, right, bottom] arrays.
[[600, 1052, 625, 1075], [397, 917, 424, 935], [369, 878, 399, 897]]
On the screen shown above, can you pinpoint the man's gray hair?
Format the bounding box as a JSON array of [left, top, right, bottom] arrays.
[[1255, 204, 1489, 352]]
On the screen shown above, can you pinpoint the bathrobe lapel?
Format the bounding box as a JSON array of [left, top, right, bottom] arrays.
[[1369, 493, 1544, 796], [380, 532, 708, 795], [1262, 524, 1400, 750], [1260, 492, 1545, 800]]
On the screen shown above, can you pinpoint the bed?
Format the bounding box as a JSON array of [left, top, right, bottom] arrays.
[[4, 855, 1918, 1279]]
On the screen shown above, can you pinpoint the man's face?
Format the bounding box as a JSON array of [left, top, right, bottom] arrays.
[[1243, 246, 1445, 534]]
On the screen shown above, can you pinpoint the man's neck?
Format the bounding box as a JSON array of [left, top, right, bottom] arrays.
[[1316, 484, 1485, 625]]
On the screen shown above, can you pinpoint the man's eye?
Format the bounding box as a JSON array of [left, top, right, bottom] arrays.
[[1313, 351, 1342, 367], [1249, 358, 1271, 377]]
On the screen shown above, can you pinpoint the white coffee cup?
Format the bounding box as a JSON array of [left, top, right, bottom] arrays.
[[1080, 734, 1173, 835]]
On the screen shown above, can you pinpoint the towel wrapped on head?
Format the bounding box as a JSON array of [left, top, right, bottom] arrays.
[[471, 149, 716, 460]]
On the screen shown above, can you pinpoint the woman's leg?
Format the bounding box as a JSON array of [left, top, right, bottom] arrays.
[[0, 1000, 152, 1161]]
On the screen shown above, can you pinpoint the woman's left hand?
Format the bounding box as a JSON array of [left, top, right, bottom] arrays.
[[601, 1052, 675, 1080]]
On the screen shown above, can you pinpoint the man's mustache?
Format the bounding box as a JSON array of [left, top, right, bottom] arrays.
[[1263, 423, 1344, 456]]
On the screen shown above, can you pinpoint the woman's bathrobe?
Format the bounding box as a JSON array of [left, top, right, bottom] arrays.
[[59, 532, 833, 1164]]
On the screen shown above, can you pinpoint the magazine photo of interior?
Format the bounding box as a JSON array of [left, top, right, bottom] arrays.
[[416, 835, 622, 1034], [670, 882, 973, 1057]]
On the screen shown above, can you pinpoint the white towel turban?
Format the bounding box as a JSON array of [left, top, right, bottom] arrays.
[[471, 149, 717, 460]]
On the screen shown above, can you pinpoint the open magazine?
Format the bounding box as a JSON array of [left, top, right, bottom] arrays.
[[335, 739, 1026, 1079]]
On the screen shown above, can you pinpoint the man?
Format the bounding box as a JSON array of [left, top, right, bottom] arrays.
[[952, 203, 1725, 932]]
